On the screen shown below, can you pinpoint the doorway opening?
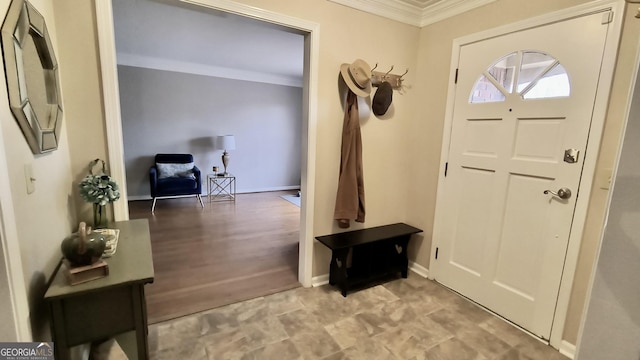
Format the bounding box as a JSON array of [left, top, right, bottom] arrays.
[[96, 0, 319, 322]]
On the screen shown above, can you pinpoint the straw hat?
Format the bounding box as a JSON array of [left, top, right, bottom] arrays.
[[340, 59, 372, 97]]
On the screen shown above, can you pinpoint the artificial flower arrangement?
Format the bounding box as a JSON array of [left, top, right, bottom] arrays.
[[78, 159, 120, 227]]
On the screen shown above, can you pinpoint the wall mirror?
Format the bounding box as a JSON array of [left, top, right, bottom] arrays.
[[1, 0, 63, 154]]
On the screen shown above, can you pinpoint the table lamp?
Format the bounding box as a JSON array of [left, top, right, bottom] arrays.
[[217, 135, 236, 175]]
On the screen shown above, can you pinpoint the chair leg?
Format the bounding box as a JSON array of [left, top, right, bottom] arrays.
[[197, 194, 204, 208], [151, 198, 157, 213]]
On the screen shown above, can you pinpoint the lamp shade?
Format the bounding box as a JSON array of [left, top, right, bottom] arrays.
[[217, 135, 236, 151]]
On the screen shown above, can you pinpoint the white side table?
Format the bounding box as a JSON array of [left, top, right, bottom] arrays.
[[207, 174, 236, 202]]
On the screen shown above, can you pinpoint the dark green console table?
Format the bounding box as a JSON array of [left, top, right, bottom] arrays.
[[44, 219, 154, 360], [316, 223, 422, 297]]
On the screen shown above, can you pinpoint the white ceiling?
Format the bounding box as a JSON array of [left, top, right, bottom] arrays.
[[112, 0, 495, 87]]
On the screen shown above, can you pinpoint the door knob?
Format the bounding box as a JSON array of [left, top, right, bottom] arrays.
[[544, 187, 572, 200]]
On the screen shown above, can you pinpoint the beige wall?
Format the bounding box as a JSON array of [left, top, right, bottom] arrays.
[[3, 0, 635, 347], [0, 0, 115, 342], [53, 0, 110, 224], [0, 0, 76, 340], [412, 0, 640, 345]]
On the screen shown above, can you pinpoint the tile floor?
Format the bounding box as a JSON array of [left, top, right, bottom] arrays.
[[148, 275, 569, 360]]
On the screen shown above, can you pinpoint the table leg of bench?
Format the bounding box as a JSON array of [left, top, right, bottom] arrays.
[[329, 251, 337, 286], [329, 248, 350, 296], [396, 236, 410, 278]]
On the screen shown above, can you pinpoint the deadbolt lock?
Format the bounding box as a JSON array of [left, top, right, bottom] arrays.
[[564, 149, 580, 163]]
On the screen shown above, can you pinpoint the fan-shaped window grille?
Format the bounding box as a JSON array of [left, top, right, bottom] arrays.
[[470, 51, 570, 103]]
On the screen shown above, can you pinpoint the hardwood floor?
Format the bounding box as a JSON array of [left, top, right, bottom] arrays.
[[128, 191, 301, 324]]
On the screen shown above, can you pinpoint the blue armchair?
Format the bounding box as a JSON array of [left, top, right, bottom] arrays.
[[149, 154, 204, 213]]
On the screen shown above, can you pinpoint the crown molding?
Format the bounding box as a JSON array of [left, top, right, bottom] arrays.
[[419, 0, 497, 26], [116, 52, 303, 88], [328, 0, 423, 26], [327, 0, 497, 27]]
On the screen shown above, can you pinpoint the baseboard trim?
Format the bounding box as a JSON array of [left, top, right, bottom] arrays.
[[559, 340, 575, 359], [128, 195, 151, 201], [409, 261, 429, 278], [311, 274, 329, 287], [127, 186, 301, 202], [238, 185, 300, 194]]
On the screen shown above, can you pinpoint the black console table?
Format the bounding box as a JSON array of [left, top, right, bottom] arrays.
[[45, 219, 154, 360], [316, 223, 422, 296]]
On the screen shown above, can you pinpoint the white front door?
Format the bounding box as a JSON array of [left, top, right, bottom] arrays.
[[431, 11, 610, 339]]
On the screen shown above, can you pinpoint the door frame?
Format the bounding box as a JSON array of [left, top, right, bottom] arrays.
[[0, 104, 30, 341], [94, 0, 319, 287], [430, 0, 624, 349]]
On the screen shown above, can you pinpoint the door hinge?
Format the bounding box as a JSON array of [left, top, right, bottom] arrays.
[[454, 69, 459, 84], [444, 162, 448, 177], [435, 247, 439, 260], [601, 10, 613, 25]]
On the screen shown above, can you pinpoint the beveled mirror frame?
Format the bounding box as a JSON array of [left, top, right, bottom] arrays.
[[1, 0, 63, 154]]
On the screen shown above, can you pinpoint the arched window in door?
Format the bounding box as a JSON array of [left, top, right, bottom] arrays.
[[470, 51, 570, 103]]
